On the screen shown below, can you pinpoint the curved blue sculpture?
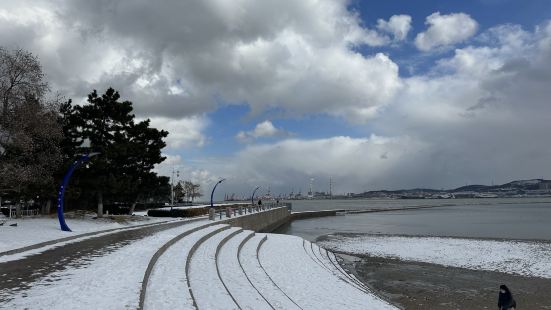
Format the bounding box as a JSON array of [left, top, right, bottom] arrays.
[[210, 178, 226, 208], [57, 153, 99, 232], [251, 186, 260, 206]]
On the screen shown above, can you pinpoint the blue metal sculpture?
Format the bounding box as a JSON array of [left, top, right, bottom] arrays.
[[210, 178, 226, 208], [57, 153, 99, 232], [251, 186, 260, 206]]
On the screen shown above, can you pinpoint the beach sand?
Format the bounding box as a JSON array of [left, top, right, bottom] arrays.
[[339, 254, 551, 309]]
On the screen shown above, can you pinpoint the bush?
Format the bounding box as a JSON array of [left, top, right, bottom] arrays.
[[147, 207, 208, 218], [103, 204, 130, 215]]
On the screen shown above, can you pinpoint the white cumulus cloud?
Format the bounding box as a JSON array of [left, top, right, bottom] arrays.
[[0, 0, 401, 123], [148, 116, 209, 149], [201, 21, 551, 194], [236, 120, 289, 143], [415, 12, 478, 51], [377, 14, 412, 41]]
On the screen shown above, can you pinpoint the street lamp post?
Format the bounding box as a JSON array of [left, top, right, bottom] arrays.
[[251, 186, 260, 206], [170, 168, 180, 211], [210, 178, 226, 208], [57, 152, 100, 232]]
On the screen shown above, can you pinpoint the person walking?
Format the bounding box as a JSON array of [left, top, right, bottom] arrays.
[[498, 285, 516, 310]]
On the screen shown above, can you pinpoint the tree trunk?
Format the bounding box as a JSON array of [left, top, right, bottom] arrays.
[[97, 191, 103, 218], [42, 199, 51, 215], [129, 197, 139, 215], [15, 203, 21, 218]]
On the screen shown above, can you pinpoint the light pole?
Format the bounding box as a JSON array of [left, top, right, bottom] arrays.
[[251, 186, 260, 206], [170, 168, 180, 211], [210, 178, 226, 208], [57, 152, 100, 232]]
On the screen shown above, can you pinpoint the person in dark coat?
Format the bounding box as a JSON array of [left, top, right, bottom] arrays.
[[498, 285, 516, 310], [257, 199, 262, 206]]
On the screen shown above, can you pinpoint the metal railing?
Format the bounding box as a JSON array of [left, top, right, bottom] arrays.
[[2, 206, 40, 218], [209, 202, 292, 221]]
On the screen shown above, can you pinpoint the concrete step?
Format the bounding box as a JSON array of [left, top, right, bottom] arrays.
[[239, 234, 300, 310], [188, 225, 242, 310], [323, 248, 371, 291], [143, 223, 225, 310], [313, 243, 370, 293], [302, 239, 331, 272], [259, 234, 395, 310], [218, 230, 273, 310], [302, 240, 369, 293], [308, 241, 333, 273]]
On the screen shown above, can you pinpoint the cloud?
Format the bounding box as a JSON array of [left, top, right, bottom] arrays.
[[154, 157, 220, 197], [197, 21, 551, 195], [371, 21, 551, 186], [236, 120, 289, 143], [200, 135, 431, 195], [377, 14, 412, 41], [415, 12, 478, 51], [162, 154, 183, 166], [0, 0, 400, 123], [148, 116, 209, 149], [4, 1, 551, 195]]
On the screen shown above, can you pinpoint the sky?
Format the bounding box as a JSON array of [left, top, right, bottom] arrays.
[[2, 0, 551, 198]]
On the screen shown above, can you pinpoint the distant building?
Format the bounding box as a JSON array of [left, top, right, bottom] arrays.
[[539, 182, 551, 191]]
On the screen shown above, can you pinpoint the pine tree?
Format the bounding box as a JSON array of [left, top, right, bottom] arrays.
[[60, 88, 168, 216]]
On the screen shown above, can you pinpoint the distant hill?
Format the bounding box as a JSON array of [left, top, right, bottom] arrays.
[[352, 178, 551, 199], [453, 179, 550, 192]]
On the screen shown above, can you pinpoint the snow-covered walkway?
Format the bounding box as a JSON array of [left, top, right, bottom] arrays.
[[188, 226, 242, 310], [218, 230, 272, 310], [143, 224, 225, 309], [0, 219, 211, 309], [142, 223, 396, 309], [0, 215, 173, 256], [1, 210, 397, 309], [259, 235, 395, 310]]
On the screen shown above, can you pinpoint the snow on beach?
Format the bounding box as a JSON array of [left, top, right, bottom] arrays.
[[319, 234, 551, 279]]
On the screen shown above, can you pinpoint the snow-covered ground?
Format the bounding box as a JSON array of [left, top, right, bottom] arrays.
[[319, 234, 551, 279], [188, 226, 242, 310], [0, 215, 170, 254], [0, 219, 211, 309], [217, 230, 272, 310], [144, 224, 227, 309], [2, 208, 397, 309], [239, 234, 299, 309], [260, 234, 396, 310]]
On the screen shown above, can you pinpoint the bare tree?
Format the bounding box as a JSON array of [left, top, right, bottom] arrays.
[[1, 47, 48, 119], [182, 180, 202, 202], [0, 47, 61, 216]]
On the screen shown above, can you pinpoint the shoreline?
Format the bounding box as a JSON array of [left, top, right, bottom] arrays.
[[337, 254, 551, 309], [318, 231, 551, 244]]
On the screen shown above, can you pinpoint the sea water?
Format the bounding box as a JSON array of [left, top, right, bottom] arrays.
[[276, 198, 551, 241]]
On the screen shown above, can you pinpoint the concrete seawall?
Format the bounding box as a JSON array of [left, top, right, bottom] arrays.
[[222, 207, 291, 232], [289, 205, 455, 221], [211, 205, 445, 234]]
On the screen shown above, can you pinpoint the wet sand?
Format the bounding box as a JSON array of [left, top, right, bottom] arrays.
[[338, 254, 551, 309]]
